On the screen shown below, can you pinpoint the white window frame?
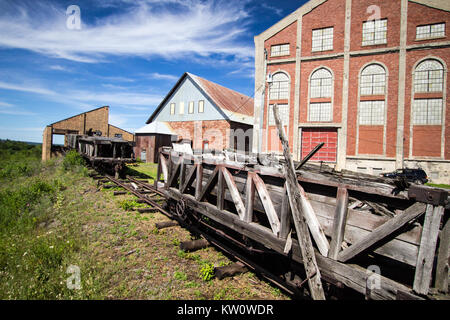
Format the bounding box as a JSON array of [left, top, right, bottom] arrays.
[[170, 103, 175, 115], [416, 23, 445, 40], [413, 98, 443, 125], [188, 101, 194, 114], [308, 102, 332, 122], [179, 101, 184, 115], [414, 60, 444, 93], [268, 104, 289, 126], [269, 73, 289, 100], [362, 19, 387, 46], [360, 64, 386, 95], [359, 100, 385, 125], [312, 27, 333, 52], [198, 100, 204, 113], [271, 44, 290, 57], [310, 68, 333, 98]]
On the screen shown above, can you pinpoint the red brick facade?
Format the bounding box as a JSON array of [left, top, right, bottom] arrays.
[[254, 0, 450, 182]]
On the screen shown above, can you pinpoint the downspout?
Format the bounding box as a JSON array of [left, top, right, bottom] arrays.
[[258, 48, 268, 153]]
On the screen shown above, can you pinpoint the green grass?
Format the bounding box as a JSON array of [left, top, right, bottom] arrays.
[[125, 163, 158, 182], [426, 183, 450, 189]]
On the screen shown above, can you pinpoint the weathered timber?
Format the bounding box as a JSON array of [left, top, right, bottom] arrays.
[[179, 157, 186, 189], [180, 239, 210, 252], [244, 173, 255, 223], [167, 161, 181, 188], [155, 221, 179, 229], [295, 142, 324, 170], [163, 188, 420, 300], [159, 153, 168, 183], [435, 215, 450, 293], [180, 165, 197, 194], [279, 184, 292, 240], [221, 167, 246, 220], [413, 205, 445, 295], [273, 104, 326, 300], [113, 191, 127, 196], [214, 262, 248, 280], [195, 163, 203, 200], [328, 188, 349, 260], [217, 165, 225, 211], [198, 166, 219, 202], [252, 173, 281, 235], [338, 202, 426, 262]]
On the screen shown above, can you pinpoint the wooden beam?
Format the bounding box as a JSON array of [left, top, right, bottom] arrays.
[[217, 165, 225, 210], [273, 104, 325, 300], [252, 173, 280, 235], [195, 162, 203, 200], [328, 187, 349, 260], [279, 183, 292, 240], [180, 165, 197, 194], [435, 215, 450, 293], [221, 167, 246, 220], [179, 157, 186, 189], [215, 262, 248, 280], [159, 153, 168, 184], [198, 166, 219, 202], [167, 161, 181, 188], [413, 205, 445, 295], [244, 172, 255, 223], [164, 187, 422, 300], [338, 202, 426, 263]]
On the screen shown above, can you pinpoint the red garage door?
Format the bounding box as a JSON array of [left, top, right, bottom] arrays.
[[301, 128, 337, 162]]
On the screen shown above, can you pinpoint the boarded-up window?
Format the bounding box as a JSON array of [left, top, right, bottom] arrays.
[[179, 101, 184, 115], [188, 101, 194, 114], [170, 103, 175, 115], [301, 128, 337, 162]]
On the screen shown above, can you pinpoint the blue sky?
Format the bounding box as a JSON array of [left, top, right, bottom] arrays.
[[0, 0, 306, 143]]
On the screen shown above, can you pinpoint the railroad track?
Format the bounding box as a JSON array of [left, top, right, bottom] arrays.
[[89, 170, 330, 300]]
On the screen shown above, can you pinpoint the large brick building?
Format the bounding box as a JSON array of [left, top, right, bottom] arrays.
[[252, 0, 450, 183], [146, 72, 254, 152]]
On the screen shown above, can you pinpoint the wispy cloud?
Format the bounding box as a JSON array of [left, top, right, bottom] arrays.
[[0, 101, 36, 116], [0, 81, 57, 96], [0, 0, 253, 65], [148, 72, 179, 81], [49, 65, 70, 72]]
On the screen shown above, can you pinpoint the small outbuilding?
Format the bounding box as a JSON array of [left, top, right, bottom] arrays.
[[134, 121, 176, 163]]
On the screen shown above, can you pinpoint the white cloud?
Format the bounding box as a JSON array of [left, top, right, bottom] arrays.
[[49, 65, 70, 72], [0, 81, 57, 96], [148, 73, 179, 81], [0, 0, 253, 65]]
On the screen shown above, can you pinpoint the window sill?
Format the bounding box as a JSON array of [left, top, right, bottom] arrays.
[[415, 36, 446, 42]]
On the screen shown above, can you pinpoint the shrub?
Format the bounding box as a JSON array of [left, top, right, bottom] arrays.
[[199, 263, 215, 282], [62, 150, 85, 171]]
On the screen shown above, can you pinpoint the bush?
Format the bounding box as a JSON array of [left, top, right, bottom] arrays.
[[199, 263, 215, 282], [62, 150, 85, 171]]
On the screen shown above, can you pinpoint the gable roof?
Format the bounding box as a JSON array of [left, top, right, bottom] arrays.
[[146, 73, 254, 125]]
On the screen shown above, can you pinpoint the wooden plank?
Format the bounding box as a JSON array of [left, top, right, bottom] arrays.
[[244, 172, 255, 223], [279, 183, 292, 240], [164, 187, 421, 300], [252, 173, 280, 235], [198, 166, 219, 202], [338, 202, 427, 263], [435, 215, 450, 293], [167, 161, 181, 188], [328, 187, 349, 260], [159, 153, 168, 184], [215, 262, 248, 280], [195, 163, 203, 200], [180, 165, 197, 194], [217, 165, 225, 210], [221, 167, 246, 220], [413, 205, 445, 295], [179, 157, 186, 190], [273, 104, 325, 300]]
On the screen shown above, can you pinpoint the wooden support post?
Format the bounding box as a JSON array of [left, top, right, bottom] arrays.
[[338, 202, 426, 263], [214, 262, 248, 280], [273, 104, 326, 300], [159, 154, 168, 184], [328, 187, 349, 260], [413, 205, 445, 295], [167, 161, 181, 188], [244, 172, 255, 223], [198, 166, 219, 202], [155, 221, 179, 230], [195, 162, 203, 200], [435, 215, 449, 293], [217, 165, 225, 210], [180, 165, 197, 194], [179, 157, 186, 190], [252, 173, 280, 235], [221, 167, 246, 220], [113, 191, 127, 196], [279, 183, 292, 240], [179, 239, 210, 252]]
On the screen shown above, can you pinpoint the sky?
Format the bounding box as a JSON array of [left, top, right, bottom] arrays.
[[0, 0, 307, 144]]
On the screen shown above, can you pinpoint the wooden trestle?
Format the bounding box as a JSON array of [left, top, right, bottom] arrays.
[[154, 146, 449, 300]]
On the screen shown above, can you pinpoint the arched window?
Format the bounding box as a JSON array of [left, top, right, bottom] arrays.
[[414, 59, 444, 93], [269, 72, 289, 100], [360, 64, 386, 95], [310, 68, 332, 98]]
